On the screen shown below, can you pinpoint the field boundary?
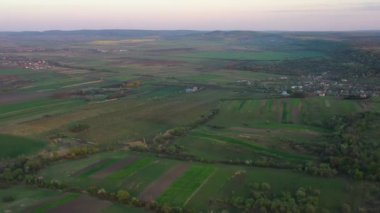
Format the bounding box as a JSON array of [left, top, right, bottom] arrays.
[[184, 168, 216, 206]]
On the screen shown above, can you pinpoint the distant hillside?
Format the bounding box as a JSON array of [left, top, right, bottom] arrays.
[[0, 29, 205, 41]]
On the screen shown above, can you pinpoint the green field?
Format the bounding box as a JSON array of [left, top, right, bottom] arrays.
[[0, 30, 379, 212], [34, 151, 368, 211], [209, 97, 363, 129], [123, 159, 177, 195], [106, 158, 154, 186], [179, 50, 326, 61], [0, 134, 46, 159], [158, 165, 215, 206], [0, 185, 148, 213], [32, 193, 80, 213]]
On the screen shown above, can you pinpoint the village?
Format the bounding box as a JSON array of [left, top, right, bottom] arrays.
[[1, 53, 378, 101], [236, 73, 379, 99], [0, 56, 52, 70]]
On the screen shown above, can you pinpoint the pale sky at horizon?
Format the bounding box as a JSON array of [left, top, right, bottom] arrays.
[[0, 0, 379, 31]]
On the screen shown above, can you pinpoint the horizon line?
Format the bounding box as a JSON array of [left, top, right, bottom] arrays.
[[1, 28, 380, 33]]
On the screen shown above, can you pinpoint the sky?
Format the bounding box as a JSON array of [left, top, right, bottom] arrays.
[[0, 0, 379, 31]]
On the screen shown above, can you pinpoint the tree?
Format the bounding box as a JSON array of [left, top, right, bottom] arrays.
[[261, 182, 271, 191], [116, 190, 130, 203], [25, 159, 43, 173], [2, 195, 15, 203], [1, 168, 13, 182]]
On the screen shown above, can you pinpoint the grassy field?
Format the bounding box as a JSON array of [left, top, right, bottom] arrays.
[[210, 97, 363, 129], [190, 130, 314, 163], [105, 158, 154, 188], [35, 89, 224, 143], [0, 185, 148, 213], [0, 134, 46, 159], [178, 50, 326, 61], [1, 31, 379, 212], [0, 185, 64, 212], [0, 98, 86, 127], [32, 193, 80, 213], [157, 165, 215, 206], [35, 151, 366, 211], [122, 159, 177, 195]]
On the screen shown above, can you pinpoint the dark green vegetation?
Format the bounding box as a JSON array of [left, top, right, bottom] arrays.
[[0, 185, 148, 213], [0, 134, 46, 159], [1, 30, 380, 212]]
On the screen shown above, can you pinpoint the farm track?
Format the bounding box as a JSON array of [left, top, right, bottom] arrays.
[[292, 101, 303, 123], [61, 80, 103, 88], [139, 163, 190, 202]]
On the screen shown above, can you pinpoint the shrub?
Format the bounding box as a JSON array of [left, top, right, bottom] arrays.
[[2, 195, 15, 203], [67, 122, 89, 133], [116, 190, 130, 203]]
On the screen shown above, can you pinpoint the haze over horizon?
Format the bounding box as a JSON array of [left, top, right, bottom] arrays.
[[0, 0, 379, 32]]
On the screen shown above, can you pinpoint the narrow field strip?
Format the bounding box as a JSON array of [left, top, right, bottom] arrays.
[[139, 163, 190, 201], [192, 132, 313, 162], [91, 156, 139, 179], [157, 165, 215, 206], [106, 158, 153, 181], [122, 160, 176, 195], [80, 159, 119, 178], [0, 100, 82, 118], [184, 168, 217, 206], [46, 195, 110, 213], [61, 80, 103, 88], [70, 159, 109, 177], [32, 193, 80, 213], [281, 101, 288, 123]]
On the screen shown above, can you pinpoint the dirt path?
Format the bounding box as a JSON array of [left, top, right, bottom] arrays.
[[47, 195, 110, 213], [61, 80, 103, 88], [292, 101, 303, 124], [277, 99, 284, 123], [91, 156, 139, 179], [139, 163, 190, 202]]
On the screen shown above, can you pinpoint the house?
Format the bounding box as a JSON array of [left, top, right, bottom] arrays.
[[316, 90, 326, 97], [281, 91, 290, 96], [186, 86, 199, 93]]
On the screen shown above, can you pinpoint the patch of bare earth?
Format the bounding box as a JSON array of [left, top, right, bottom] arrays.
[[277, 99, 284, 123], [359, 100, 370, 112], [0, 92, 50, 105], [292, 102, 303, 124], [71, 159, 109, 177], [91, 156, 139, 179], [256, 100, 267, 116], [139, 163, 190, 202], [47, 195, 111, 213]]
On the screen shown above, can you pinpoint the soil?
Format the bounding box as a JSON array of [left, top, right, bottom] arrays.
[[139, 163, 190, 202], [91, 156, 139, 179]]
